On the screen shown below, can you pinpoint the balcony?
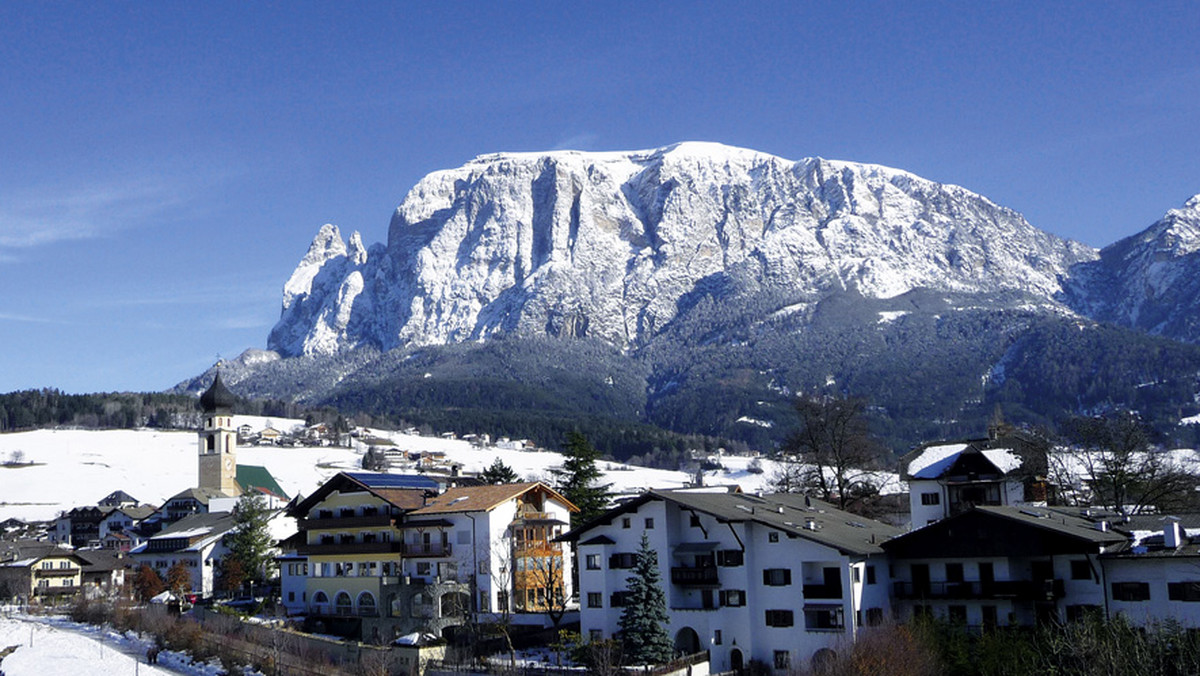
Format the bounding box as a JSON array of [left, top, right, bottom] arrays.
[[297, 541, 403, 556], [36, 586, 80, 596], [401, 542, 453, 557], [671, 566, 719, 586], [301, 514, 393, 530], [893, 579, 1065, 601], [36, 567, 81, 578], [802, 584, 843, 599]]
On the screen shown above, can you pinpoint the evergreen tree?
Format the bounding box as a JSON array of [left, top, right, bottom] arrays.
[[617, 533, 674, 665], [550, 432, 611, 526], [480, 457, 520, 484], [224, 492, 275, 587]]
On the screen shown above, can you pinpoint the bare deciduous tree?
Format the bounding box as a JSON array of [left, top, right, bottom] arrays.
[[776, 394, 888, 514], [1060, 412, 1200, 515]]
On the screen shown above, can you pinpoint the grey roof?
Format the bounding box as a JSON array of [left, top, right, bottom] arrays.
[[165, 487, 229, 506], [972, 505, 1127, 544], [98, 490, 139, 506], [564, 487, 901, 557], [152, 511, 236, 539], [76, 549, 129, 572]]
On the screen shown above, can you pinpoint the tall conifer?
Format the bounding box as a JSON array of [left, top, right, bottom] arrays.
[[618, 533, 674, 665]]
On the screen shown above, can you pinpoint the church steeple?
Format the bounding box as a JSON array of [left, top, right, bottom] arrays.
[[198, 372, 239, 496]]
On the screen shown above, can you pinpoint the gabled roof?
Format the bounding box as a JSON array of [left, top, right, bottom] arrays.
[[164, 487, 229, 506], [562, 486, 899, 557], [236, 465, 289, 500], [0, 540, 77, 565], [153, 511, 236, 539], [76, 549, 129, 572], [901, 438, 1022, 481], [132, 512, 236, 555], [98, 490, 139, 506], [410, 482, 577, 516], [882, 505, 1128, 559], [289, 472, 435, 517], [108, 505, 155, 521]]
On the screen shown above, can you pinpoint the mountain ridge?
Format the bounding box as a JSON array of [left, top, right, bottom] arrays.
[[197, 143, 1200, 454], [268, 142, 1097, 358]]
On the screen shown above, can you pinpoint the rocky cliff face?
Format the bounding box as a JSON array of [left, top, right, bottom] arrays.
[[268, 142, 1096, 357], [1063, 195, 1200, 344]]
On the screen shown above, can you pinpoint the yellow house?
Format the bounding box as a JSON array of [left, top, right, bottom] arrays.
[[0, 543, 89, 603], [288, 472, 441, 640]]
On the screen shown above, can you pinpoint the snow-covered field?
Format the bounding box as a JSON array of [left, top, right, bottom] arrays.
[[0, 613, 233, 676], [0, 418, 797, 522]]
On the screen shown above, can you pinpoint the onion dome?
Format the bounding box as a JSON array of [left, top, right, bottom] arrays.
[[199, 372, 237, 413]]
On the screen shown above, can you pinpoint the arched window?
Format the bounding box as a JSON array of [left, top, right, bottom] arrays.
[[335, 591, 353, 616], [412, 591, 434, 618], [357, 591, 377, 617], [312, 590, 329, 613]]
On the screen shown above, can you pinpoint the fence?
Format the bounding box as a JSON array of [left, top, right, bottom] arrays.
[[425, 651, 709, 676]]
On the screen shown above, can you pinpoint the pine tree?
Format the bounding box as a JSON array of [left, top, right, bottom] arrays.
[[480, 457, 520, 484], [224, 492, 275, 587], [618, 533, 674, 665], [550, 432, 611, 526]]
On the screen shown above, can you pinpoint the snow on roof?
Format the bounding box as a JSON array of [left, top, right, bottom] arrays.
[[907, 443, 969, 479], [980, 448, 1022, 474], [153, 527, 213, 540]]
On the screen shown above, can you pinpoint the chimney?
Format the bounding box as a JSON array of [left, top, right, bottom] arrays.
[[1094, 520, 1108, 532], [1165, 517, 1183, 549]]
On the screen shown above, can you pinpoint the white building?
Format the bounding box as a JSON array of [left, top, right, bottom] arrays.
[[901, 437, 1033, 527], [564, 487, 899, 674], [130, 511, 236, 598], [286, 472, 577, 642], [405, 482, 578, 624], [1100, 514, 1200, 627], [883, 505, 1125, 627]]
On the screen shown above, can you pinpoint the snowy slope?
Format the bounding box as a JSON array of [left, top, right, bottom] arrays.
[[268, 142, 1095, 357], [0, 419, 804, 523], [1063, 194, 1200, 343]]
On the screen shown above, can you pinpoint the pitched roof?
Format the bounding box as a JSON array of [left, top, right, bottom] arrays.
[[411, 482, 577, 516], [882, 505, 1128, 559], [0, 540, 76, 564], [164, 487, 229, 506], [76, 549, 129, 572], [289, 472, 435, 516], [132, 512, 236, 554], [562, 486, 899, 556], [98, 490, 139, 506], [109, 505, 155, 521], [236, 465, 289, 500], [901, 438, 1022, 480]]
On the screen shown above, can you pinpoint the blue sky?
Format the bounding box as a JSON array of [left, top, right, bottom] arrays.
[[2, 2, 1198, 393]]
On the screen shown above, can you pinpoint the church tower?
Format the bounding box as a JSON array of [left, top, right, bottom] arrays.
[[198, 372, 240, 496]]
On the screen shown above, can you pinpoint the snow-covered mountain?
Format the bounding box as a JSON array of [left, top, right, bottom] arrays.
[[1063, 195, 1200, 344], [268, 142, 1096, 357], [219, 142, 1200, 452]]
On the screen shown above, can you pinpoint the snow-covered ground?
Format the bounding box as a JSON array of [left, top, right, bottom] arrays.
[[0, 418, 825, 522], [0, 613, 235, 676]]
